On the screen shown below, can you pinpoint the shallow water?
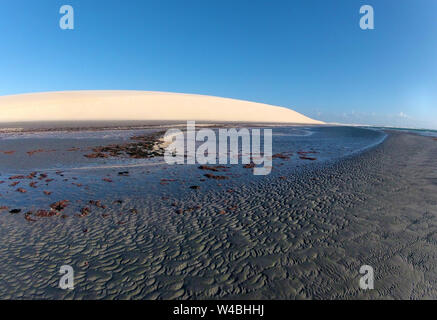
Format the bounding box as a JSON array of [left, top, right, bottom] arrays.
[[0, 126, 386, 210]]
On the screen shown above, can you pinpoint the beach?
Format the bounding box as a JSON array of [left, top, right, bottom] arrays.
[[0, 124, 436, 299]]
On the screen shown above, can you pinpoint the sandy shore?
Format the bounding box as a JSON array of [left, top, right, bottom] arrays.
[[0, 130, 436, 299]]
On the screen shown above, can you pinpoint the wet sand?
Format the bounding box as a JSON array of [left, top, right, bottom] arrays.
[[0, 130, 437, 299]]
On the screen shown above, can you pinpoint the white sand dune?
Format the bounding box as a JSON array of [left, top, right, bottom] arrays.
[[0, 91, 324, 124]]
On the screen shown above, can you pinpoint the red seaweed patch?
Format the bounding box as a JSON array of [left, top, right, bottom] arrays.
[[299, 156, 317, 161], [298, 151, 318, 161], [35, 209, 57, 217], [84, 132, 166, 159], [204, 173, 228, 180], [24, 212, 37, 222], [27, 149, 56, 156], [1, 150, 15, 155], [27, 149, 44, 156], [38, 173, 48, 180], [198, 165, 229, 172], [9, 175, 26, 180], [272, 153, 291, 160], [89, 200, 106, 209], [50, 200, 69, 211], [78, 207, 91, 217]]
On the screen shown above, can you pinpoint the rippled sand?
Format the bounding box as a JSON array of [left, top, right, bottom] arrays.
[[1, 131, 437, 299]]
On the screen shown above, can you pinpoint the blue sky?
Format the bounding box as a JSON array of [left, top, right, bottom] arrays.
[[0, 0, 436, 128]]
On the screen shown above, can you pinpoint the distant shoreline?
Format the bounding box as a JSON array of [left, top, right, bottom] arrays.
[[0, 120, 328, 134]]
